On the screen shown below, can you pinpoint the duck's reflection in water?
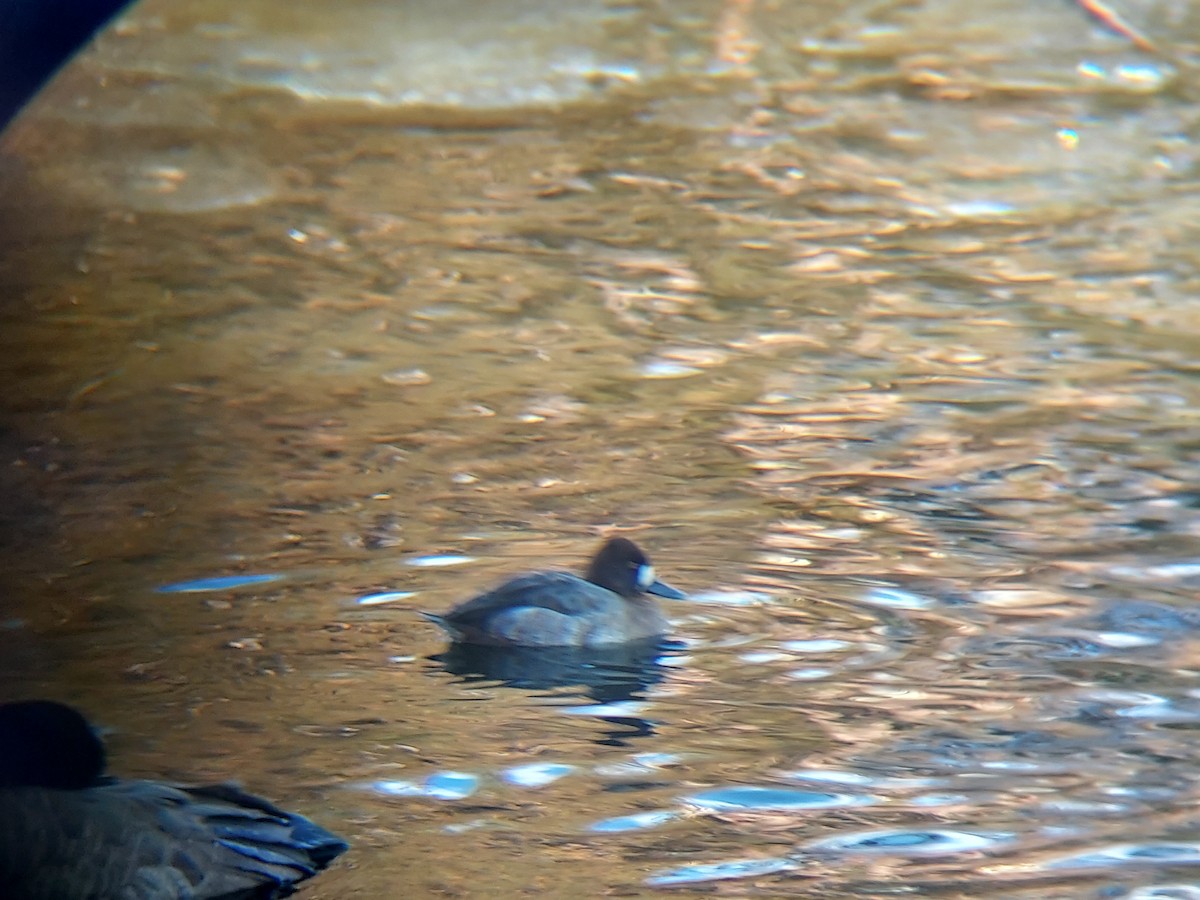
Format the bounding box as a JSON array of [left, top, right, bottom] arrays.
[[431, 638, 679, 746]]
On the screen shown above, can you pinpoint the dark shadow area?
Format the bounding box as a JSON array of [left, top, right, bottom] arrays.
[[431, 639, 684, 746], [432, 639, 669, 700], [0, 0, 133, 134]]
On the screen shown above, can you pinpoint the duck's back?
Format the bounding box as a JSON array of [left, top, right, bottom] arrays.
[[0, 779, 348, 900], [434, 571, 666, 647]]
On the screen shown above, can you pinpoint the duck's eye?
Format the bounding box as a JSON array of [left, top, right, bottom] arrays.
[[636, 564, 655, 590]]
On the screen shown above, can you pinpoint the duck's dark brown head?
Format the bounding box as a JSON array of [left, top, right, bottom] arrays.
[[585, 537, 685, 600]]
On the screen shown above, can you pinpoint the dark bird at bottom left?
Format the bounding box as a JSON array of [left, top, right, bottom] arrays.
[[0, 699, 348, 900]]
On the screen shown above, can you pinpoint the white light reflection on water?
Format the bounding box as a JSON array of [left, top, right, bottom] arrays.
[[806, 828, 1013, 856]]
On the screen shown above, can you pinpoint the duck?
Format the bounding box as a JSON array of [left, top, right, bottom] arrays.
[[422, 537, 685, 647], [0, 699, 348, 900]]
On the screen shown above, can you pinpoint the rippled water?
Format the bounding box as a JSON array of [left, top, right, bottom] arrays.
[[3, 0, 1200, 897]]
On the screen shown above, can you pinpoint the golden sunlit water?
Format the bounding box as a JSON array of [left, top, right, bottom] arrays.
[[4, 0, 1200, 897]]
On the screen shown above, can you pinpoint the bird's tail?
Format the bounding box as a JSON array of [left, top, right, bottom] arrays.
[[419, 611, 461, 641]]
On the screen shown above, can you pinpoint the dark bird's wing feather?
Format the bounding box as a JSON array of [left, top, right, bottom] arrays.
[[443, 572, 610, 624], [423, 572, 618, 645], [0, 780, 348, 900]]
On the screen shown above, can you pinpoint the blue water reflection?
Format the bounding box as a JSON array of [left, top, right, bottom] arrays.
[[155, 573, 284, 593], [685, 785, 871, 812], [646, 857, 796, 886], [368, 771, 480, 801]]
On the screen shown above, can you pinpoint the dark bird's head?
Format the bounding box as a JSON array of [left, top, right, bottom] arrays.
[[0, 700, 106, 789], [585, 537, 686, 600]]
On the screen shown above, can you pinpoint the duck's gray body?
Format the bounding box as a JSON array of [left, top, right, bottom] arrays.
[[423, 538, 684, 648], [424, 570, 671, 647]]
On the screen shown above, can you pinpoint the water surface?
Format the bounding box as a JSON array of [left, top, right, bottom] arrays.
[[2, 0, 1200, 896]]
